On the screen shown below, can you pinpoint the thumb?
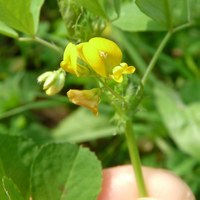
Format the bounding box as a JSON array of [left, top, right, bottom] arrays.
[[98, 165, 195, 200]]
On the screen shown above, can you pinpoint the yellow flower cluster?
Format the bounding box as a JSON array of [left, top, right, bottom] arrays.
[[38, 37, 135, 115], [60, 37, 135, 82]]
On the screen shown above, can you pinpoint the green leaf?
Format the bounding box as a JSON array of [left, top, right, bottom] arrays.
[[0, 21, 18, 38], [136, 0, 172, 29], [190, 0, 200, 22], [30, 0, 45, 34], [136, 0, 189, 30], [112, 1, 166, 32], [76, 0, 106, 18], [180, 80, 200, 104], [0, 134, 38, 199], [113, 0, 121, 17], [2, 177, 24, 200], [31, 142, 102, 200], [0, 0, 44, 35], [170, 0, 188, 26], [154, 83, 200, 160], [52, 108, 116, 143], [0, 0, 34, 34]]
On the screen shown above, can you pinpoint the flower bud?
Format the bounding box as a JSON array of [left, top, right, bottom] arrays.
[[43, 72, 57, 90], [37, 68, 66, 96], [45, 71, 66, 95], [37, 71, 52, 83], [111, 62, 135, 83], [67, 88, 101, 115]]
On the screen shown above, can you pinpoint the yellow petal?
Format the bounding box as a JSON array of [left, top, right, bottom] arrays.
[[110, 74, 123, 83], [67, 89, 101, 115], [123, 66, 136, 74], [82, 42, 107, 77], [111, 63, 136, 83], [82, 37, 122, 77], [112, 65, 124, 76], [119, 63, 135, 74], [60, 43, 78, 75], [89, 37, 122, 68], [110, 66, 123, 82]]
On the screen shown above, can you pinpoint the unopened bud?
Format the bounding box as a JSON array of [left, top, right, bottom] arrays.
[[37, 68, 66, 96], [43, 72, 57, 90], [37, 71, 52, 83], [46, 71, 65, 95]]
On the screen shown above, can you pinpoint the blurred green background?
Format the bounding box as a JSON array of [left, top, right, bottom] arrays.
[[0, 0, 200, 198]]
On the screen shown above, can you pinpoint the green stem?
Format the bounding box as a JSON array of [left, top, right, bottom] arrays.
[[18, 36, 63, 55], [173, 22, 192, 33], [98, 78, 126, 104], [125, 119, 148, 197], [141, 31, 172, 86], [186, 0, 191, 22], [141, 21, 193, 86], [97, 79, 147, 196]]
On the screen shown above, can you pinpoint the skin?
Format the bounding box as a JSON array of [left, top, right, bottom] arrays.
[[98, 165, 196, 200]]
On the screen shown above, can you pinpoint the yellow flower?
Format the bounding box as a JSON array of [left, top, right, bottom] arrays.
[[111, 63, 136, 83], [81, 37, 122, 77], [60, 43, 90, 77], [60, 37, 135, 82], [67, 88, 101, 115]]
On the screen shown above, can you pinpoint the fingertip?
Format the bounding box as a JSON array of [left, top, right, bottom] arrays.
[[98, 165, 195, 200]]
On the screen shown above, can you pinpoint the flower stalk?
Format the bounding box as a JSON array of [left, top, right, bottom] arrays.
[[141, 31, 172, 86], [125, 119, 148, 197], [99, 79, 148, 197], [18, 36, 62, 54]]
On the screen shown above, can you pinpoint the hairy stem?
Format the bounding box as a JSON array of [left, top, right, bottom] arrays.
[[125, 119, 148, 197], [98, 79, 148, 196], [141, 31, 172, 86], [18, 36, 62, 54]]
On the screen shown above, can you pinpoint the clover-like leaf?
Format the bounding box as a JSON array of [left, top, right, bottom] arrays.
[[31, 142, 102, 200]]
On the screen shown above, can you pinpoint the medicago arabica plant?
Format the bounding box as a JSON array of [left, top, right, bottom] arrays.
[[38, 37, 148, 197]]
